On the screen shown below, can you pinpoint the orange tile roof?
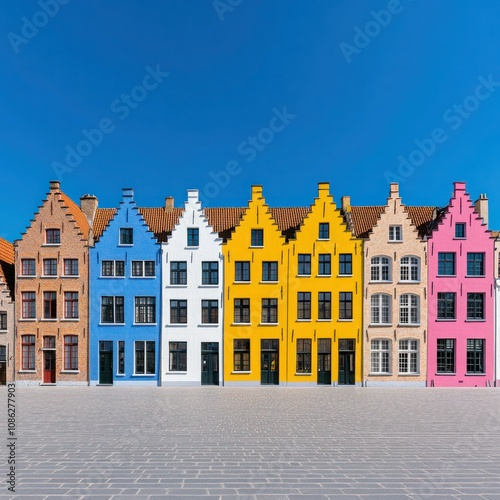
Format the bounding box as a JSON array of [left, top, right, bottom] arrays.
[[404, 206, 436, 237], [59, 191, 91, 239], [138, 208, 184, 243], [270, 207, 311, 232], [92, 208, 117, 242], [0, 237, 15, 296], [204, 207, 246, 233]]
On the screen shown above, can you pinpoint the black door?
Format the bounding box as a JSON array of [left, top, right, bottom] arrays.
[[261, 339, 279, 385], [99, 341, 113, 385], [201, 342, 219, 385], [317, 338, 331, 385], [338, 352, 355, 385]]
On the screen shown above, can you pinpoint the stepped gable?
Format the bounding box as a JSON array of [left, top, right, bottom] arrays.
[[59, 191, 91, 239], [92, 208, 117, 242], [0, 237, 14, 297]]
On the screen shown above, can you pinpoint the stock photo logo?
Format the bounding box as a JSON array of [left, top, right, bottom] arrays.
[[213, 0, 244, 22], [385, 74, 500, 183], [51, 65, 169, 179]]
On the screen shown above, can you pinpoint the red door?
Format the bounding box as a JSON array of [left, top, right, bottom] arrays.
[[43, 337, 56, 384]]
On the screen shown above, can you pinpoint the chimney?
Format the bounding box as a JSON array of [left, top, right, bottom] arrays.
[[49, 180, 60, 192], [165, 196, 174, 211], [341, 195, 351, 212], [80, 195, 98, 225], [475, 193, 488, 227], [389, 182, 399, 196]]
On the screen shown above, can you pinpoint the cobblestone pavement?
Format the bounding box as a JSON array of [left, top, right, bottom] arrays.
[[2, 386, 500, 499]]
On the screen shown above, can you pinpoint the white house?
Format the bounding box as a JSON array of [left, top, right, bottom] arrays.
[[161, 189, 224, 386]]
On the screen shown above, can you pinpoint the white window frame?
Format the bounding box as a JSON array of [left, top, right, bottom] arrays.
[[400, 256, 420, 282], [399, 294, 419, 325], [389, 225, 402, 242], [399, 339, 419, 374], [371, 294, 391, 325], [370, 339, 391, 374], [370, 256, 391, 282]]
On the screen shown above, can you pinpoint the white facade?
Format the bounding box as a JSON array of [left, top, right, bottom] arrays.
[[161, 189, 224, 386]]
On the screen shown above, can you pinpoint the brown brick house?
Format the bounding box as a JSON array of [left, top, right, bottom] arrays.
[[0, 237, 15, 384], [15, 181, 91, 385]]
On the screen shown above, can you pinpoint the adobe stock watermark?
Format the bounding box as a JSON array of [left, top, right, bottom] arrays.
[[384, 74, 500, 184], [7, 0, 71, 54], [213, 0, 244, 22], [51, 65, 169, 179], [200, 107, 296, 202], [339, 0, 410, 64]]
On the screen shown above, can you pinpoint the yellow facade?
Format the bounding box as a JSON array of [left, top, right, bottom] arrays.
[[223, 186, 288, 386], [287, 183, 363, 386]]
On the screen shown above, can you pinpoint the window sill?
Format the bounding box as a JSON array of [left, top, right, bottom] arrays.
[[99, 323, 126, 326], [368, 323, 392, 327], [40, 319, 58, 322], [295, 372, 312, 376], [465, 275, 485, 278], [41, 275, 58, 279], [398, 373, 420, 376], [369, 280, 393, 284], [233, 281, 251, 284], [61, 275, 80, 278], [133, 323, 158, 326], [199, 284, 219, 288], [232, 371, 251, 374], [42, 244, 61, 247], [465, 373, 486, 376], [118, 244, 134, 247], [259, 281, 279, 284], [100, 276, 125, 279], [397, 324, 420, 327], [132, 373, 156, 377], [337, 274, 353, 278], [369, 372, 392, 376], [316, 319, 332, 322], [18, 318, 36, 322], [17, 370, 36, 373], [115, 374, 125, 377], [435, 319, 457, 322], [249, 246, 263, 249], [130, 276, 156, 279], [185, 246, 199, 249], [387, 240, 402, 244], [60, 318, 80, 322], [166, 323, 188, 327], [167, 284, 188, 288], [465, 319, 486, 322], [397, 281, 420, 284], [18, 275, 36, 278], [296, 319, 312, 322], [435, 372, 456, 376], [231, 323, 251, 326], [198, 323, 219, 327], [338, 319, 353, 322], [258, 323, 279, 326], [436, 275, 456, 278], [297, 274, 311, 278], [316, 275, 332, 278], [60, 370, 80, 374], [165, 371, 187, 374]]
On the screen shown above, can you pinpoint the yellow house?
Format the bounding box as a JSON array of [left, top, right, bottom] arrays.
[[222, 186, 308, 386], [287, 182, 363, 386]]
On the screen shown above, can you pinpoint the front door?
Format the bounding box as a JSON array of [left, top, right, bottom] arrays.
[[99, 341, 113, 385], [261, 339, 279, 385], [317, 338, 331, 385], [338, 339, 355, 385], [201, 342, 219, 385], [43, 336, 56, 384], [0, 346, 6, 385]]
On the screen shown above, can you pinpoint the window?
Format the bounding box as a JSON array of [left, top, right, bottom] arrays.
[[438, 252, 455, 276], [187, 228, 199, 247], [298, 254, 311, 275], [297, 292, 311, 320], [400, 256, 419, 282], [371, 256, 390, 281], [371, 294, 391, 324], [64, 335, 78, 370], [251, 229, 263, 247], [44, 336, 55, 348], [169, 342, 187, 371], [118, 341, 125, 375], [0, 346, 5, 363], [318, 254, 331, 275], [202, 261, 219, 285], [339, 254, 352, 275], [135, 297, 156, 323], [64, 259, 79, 276], [437, 292, 455, 320], [262, 261, 278, 282], [132, 261, 155, 277], [101, 260, 125, 277], [467, 293, 484, 320], [319, 223, 329, 239], [101, 296, 124, 323], [43, 292, 57, 319], [261, 299, 277, 323], [235, 261, 250, 282], [64, 292, 79, 319], [399, 340, 418, 374], [389, 225, 402, 242], [22, 292, 36, 319], [234, 339, 250, 371], [318, 292, 331, 320], [202, 300, 219, 324], [371, 339, 390, 373], [0, 312, 6, 330], [46, 228, 60, 244], [119, 228, 133, 245], [134, 341, 155, 374], [170, 261, 187, 285], [467, 253, 484, 276], [22, 335, 35, 370], [234, 299, 250, 323], [437, 339, 455, 373], [43, 259, 57, 276], [467, 339, 484, 374], [339, 292, 353, 320], [399, 294, 419, 325], [21, 259, 35, 276], [455, 223, 466, 238], [170, 300, 187, 324], [296, 339, 312, 373]]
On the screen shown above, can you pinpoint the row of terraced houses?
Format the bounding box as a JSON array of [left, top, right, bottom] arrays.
[[0, 180, 499, 388]]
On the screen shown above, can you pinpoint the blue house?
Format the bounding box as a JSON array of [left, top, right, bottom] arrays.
[[89, 188, 162, 386]]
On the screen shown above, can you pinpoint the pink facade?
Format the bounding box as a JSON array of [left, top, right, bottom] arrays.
[[427, 182, 495, 387]]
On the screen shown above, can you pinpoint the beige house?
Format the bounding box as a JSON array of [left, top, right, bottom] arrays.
[[343, 183, 435, 386], [15, 181, 93, 385], [0, 238, 15, 384]]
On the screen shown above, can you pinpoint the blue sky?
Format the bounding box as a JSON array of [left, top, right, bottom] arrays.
[[1, 0, 500, 242]]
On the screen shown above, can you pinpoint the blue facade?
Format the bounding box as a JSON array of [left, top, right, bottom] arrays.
[[89, 188, 161, 386]]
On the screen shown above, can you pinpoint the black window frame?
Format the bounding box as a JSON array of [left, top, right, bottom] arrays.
[[187, 228, 199, 247], [467, 293, 484, 320], [297, 292, 311, 320], [298, 254, 311, 276], [170, 300, 187, 324], [467, 339, 484, 374], [235, 261, 250, 282], [261, 298, 278, 324], [119, 228, 133, 245], [169, 341, 187, 371], [202, 261, 219, 285], [262, 261, 278, 282], [339, 292, 353, 320], [339, 254, 352, 275], [467, 253, 484, 276], [234, 298, 250, 323], [438, 252, 456, 276], [201, 300, 219, 324], [251, 229, 263, 247], [318, 254, 331, 276], [296, 338, 312, 373], [318, 222, 329, 239], [101, 296, 125, 324], [234, 339, 250, 371], [437, 338, 455, 373], [170, 261, 187, 285]]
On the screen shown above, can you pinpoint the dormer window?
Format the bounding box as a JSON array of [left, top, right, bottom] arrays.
[[120, 228, 133, 245], [389, 225, 402, 242], [46, 228, 60, 245]]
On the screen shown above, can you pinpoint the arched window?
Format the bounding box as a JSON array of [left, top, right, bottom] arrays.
[[400, 256, 420, 282], [370, 256, 391, 281], [371, 294, 391, 324], [399, 294, 419, 325]]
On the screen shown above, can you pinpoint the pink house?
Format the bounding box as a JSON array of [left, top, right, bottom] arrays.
[[427, 182, 495, 387]]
